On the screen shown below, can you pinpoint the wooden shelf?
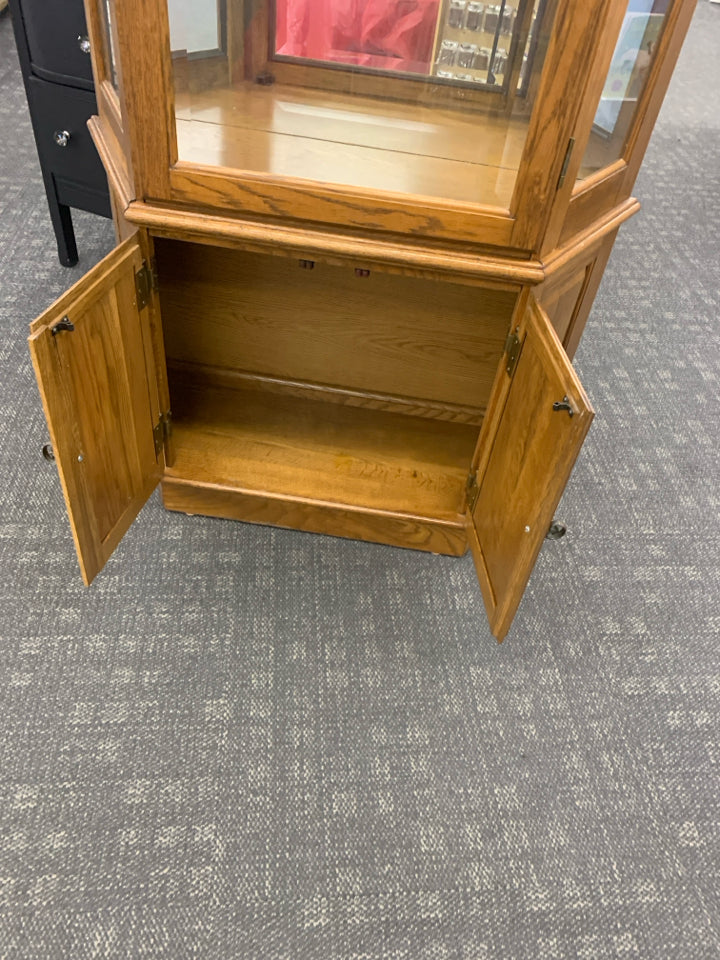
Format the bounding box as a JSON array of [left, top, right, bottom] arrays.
[[165, 374, 479, 523], [174, 83, 528, 206]]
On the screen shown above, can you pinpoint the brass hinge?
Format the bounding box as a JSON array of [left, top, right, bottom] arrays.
[[466, 472, 480, 513], [135, 259, 158, 311], [557, 137, 575, 190], [504, 327, 521, 377], [153, 410, 172, 458]]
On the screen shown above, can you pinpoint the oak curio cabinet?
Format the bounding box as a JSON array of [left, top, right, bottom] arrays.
[[29, 0, 694, 639]]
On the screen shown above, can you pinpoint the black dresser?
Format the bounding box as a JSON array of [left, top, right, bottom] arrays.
[[8, 0, 111, 266]]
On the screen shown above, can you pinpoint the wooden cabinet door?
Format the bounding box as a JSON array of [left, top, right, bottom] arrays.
[[467, 293, 594, 641], [29, 236, 164, 584]]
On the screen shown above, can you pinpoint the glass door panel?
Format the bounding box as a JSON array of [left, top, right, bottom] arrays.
[[166, 0, 557, 208], [576, 0, 670, 184], [99, 0, 120, 91]]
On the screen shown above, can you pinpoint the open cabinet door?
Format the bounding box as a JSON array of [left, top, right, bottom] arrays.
[[29, 236, 165, 585], [467, 293, 594, 641]]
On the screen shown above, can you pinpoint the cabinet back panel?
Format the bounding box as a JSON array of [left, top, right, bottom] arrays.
[[155, 240, 514, 413]]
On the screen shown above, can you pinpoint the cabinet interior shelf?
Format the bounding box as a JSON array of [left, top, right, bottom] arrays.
[[166, 370, 480, 524]]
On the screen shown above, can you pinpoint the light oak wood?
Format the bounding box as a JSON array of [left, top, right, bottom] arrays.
[[94, 0, 692, 255], [88, 115, 134, 213], [112, 0, 177, 198], [162, 478, 469, 556], [168, 164, 517, 248], [28, 236, 162, 584], [510, 0, 627, 251], [83, 0, 134, 180], [126, 201, 539, 286], [168, 360, 487, 426], [561, 162, 627, 247], [165, 372, 478, 523], [173, 83, 527, 207], [536, 0, 629, 255], [541, 196, 639, 280], [561, 231, 617, 361], [467, 294, 594, 639], [537, 265, 588, 344], [155, 240, 513, 411]]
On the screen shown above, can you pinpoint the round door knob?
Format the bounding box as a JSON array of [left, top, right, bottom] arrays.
[[53, 130, 71, 147], [42, 443, 55, 462], [78, 35, 91, 54]]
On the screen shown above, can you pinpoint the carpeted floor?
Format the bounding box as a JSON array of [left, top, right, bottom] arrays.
[[0, 5, 719, 958]]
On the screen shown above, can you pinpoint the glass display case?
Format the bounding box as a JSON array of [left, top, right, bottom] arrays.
[[25, 0, 695, 639], [166, 0, 554, 207]]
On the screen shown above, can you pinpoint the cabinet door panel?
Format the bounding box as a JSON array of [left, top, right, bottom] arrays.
[[468, 294, 594, 640], [29, 236, 162, 584]]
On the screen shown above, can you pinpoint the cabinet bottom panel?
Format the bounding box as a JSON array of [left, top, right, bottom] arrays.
[[165, 374, 479, 521], [161, 478, 469, 556]]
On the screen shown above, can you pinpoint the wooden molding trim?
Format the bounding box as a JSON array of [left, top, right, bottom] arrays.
[[167, 164, 517, 249], [571, 159, 627, 200], [542, 196, 640, 280], [125, 200, 545, 286], [125, 195, 639, 288], [161, 477, 469, 558], [561, 164, 628, 245], [88, 116, 134, 212]]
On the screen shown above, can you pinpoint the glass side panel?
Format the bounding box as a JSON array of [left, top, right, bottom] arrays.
[[577, 0, 670, 184], [99, 0, 119, 90], [166, 0, 557, 208]]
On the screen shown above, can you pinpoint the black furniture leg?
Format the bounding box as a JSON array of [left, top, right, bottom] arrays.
[[44, 176, 78, 267]]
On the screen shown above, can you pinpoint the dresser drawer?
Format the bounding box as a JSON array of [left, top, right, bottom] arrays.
[[27, 77, 107, 193], [19, 0, 94, 87]]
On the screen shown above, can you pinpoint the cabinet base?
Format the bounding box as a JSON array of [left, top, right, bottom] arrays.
[[161, 478, 469, 557]]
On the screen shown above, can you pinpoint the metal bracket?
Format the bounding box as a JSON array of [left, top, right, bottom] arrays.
[[153, 411, 172, 458], [466, 472, 480, 513], [51, 317, 74, 335], [505, 327, 521, 377], [134, 260, 157, 311], [552, 396, 575, 417]]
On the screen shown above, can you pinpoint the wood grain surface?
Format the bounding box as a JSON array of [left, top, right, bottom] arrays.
[[162, 477, 469, 556], [174, 83, 528, 206], [156, 240, 513, 411], [467, 294, 593, 639], [28, 237, 162, 584], [126, 201, 540, 285], [165, 373, 479, 522]]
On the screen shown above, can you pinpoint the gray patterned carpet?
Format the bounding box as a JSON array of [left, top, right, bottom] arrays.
[[1, 5, 719, 958]]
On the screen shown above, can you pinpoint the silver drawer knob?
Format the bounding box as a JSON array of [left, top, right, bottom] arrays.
[[78, 35, 91, 54], [53, 130, 71, 147]]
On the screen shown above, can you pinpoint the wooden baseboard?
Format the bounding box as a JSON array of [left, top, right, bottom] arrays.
[[162, 477, 469, 557]]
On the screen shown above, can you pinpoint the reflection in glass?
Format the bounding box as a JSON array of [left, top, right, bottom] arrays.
[[100, 0, 119, 91], [168, 0, 558, 208], [167, 0, 222, 55], [577, 0, 669, 182]]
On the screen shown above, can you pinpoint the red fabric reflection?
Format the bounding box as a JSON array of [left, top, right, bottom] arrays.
[[275, 0, 440, 74]]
